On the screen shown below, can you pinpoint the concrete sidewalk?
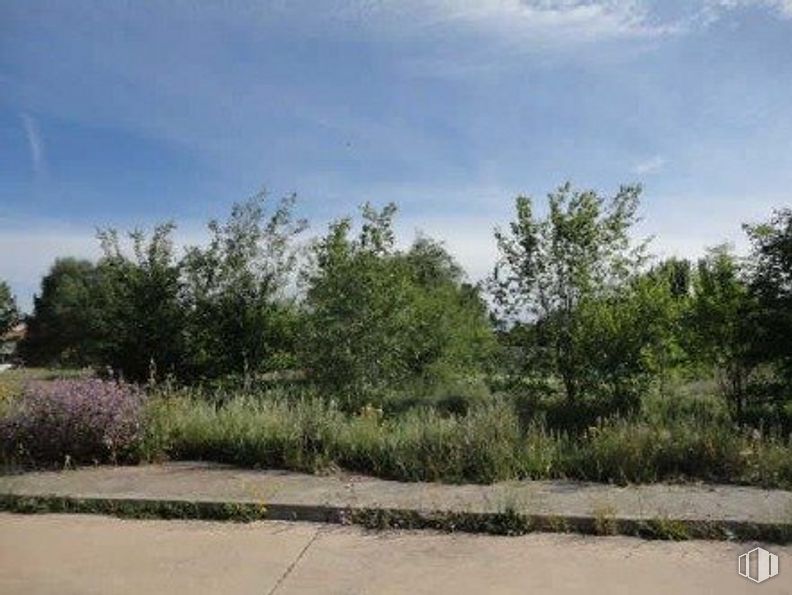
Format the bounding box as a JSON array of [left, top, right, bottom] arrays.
[[1, 462, 791, 541], [3, 514, 790, 595]]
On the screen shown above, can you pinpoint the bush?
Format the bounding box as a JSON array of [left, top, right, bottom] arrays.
[[576, 419, 745, 484], [0, 379, 145, 465], [302, 204, 496, 409]]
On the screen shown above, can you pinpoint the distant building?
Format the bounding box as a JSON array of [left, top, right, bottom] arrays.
[[0, 322, 27, 365]]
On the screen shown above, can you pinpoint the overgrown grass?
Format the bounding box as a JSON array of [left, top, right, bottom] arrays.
[[140, 395, 536, 483], [136, 387, 792, 488], [3, 370, 791, 488]]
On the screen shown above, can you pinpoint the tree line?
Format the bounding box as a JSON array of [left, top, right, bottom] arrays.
[[4, 184, 791, 425]]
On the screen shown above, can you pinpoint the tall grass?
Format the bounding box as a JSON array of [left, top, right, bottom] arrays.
[[3, 372, 790, 487], [138, 389, 792, 488]]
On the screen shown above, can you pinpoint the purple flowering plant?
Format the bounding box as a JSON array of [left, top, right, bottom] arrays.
[[0, 378, 145, 465]]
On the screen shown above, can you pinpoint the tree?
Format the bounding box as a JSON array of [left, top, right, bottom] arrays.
[[491, 183, 651, 404], [685, 245, 757, 415], [0, 280, 18, 336], [180, 193, 307, 380], [94, 224, 185, 382], [744, 208, 792, 387], [20, 258, 100, 366], [302, 203, 495, 407]]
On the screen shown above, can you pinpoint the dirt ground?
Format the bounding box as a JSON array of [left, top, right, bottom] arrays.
[[0, 513, 789, 594]]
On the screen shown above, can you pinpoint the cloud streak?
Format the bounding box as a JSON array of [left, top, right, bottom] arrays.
[[20, 113, 45, 178], [255, 1, 792, 44], [633, 155, 666, 175], [705, 0, 792, 20]]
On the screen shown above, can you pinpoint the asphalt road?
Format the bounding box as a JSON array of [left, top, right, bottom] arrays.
[[0, 513, 789, 594]]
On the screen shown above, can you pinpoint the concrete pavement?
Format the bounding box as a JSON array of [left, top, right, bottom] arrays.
[[1, 462, 791, 540], [0, 513, 789, 594]]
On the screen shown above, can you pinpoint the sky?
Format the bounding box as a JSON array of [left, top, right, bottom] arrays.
[[2, 0, 792, 311]]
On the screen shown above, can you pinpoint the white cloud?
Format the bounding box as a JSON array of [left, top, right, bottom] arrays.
[[632, 155, 666, 175], [216, 1, 678, 45], [366, 0, 678, 42], [687, 0, 792, 27], [706, 0, 792, 20], [20, 113, 45, 178]]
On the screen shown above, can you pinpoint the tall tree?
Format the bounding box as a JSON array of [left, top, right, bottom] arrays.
[[744, 208, 792, 388], [20, 258, 99, 366], [0, 280, 18, 336], [94, 223, 185, 381], [181, 193, 307, 380], [686, 245, 757, 415], [491, 183, 651, 403]]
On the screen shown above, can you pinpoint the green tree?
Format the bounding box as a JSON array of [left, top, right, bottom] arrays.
[[94, 224, 185, 382], [302, 203, 495, 407], [491, 183, 652, 404], [20, 258, 100, 366], [686, 245, 757, 415], [180, 193, 307, 380], [744, 209, 792, 387], [573, 274, 682, 409], [0, 280, 18, 335]]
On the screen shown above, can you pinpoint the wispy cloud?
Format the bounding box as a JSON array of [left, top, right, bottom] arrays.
[[632, 155, 666, 175], [271, 1, 792, 44], [20, 113, 45, 178], [705, 0, 792, 20], [223, 1, 681, 45], [424, 0, 672, 41]]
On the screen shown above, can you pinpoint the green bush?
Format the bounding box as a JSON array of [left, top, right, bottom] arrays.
[[575, 419, 744, 484], [302, 204, 496, 410]]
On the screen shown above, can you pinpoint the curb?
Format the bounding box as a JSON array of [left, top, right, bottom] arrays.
[[1, 492, 790, 543]]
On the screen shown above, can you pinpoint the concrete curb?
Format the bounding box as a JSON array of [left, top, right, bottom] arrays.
[[2, 492, 790, 543]]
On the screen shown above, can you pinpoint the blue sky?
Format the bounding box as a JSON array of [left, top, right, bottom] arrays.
[[2, 0, 792, 310]]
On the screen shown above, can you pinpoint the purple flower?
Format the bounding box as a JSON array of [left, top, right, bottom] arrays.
[[0, 379, 145, 465]]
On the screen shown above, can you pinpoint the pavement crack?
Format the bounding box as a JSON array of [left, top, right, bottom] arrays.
[[266, 527, 323, 595]]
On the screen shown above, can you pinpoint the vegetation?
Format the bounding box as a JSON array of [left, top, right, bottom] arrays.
[[1, 378, 144, 465], [4, 183, 792, 490], [0, 280, 18, 335], [20, 259, 101, 367], [302, 203, 495, 408]]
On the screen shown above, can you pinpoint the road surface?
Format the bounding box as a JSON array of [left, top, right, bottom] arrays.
[[0, 513, 788, 594]]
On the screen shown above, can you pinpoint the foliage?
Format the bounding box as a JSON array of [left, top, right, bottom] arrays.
[[20, 259, 100, 367], [745, 208, 792, 387], [180, 193, 307, 380], [35, 194, 308, 384], [92, 223, 186, 382], [685, 245, 758, 414], [0, 379, 144, 465], [136, 384, 792, 488], [302, 203, 495, 408], [491, 183, 673, 410], [569, 275, 682, 411], [0, 279, 18, 335], [10, 183, 792, 472]]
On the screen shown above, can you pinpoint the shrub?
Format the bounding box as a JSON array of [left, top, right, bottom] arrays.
[[150, 396, 343, 472], [302, 204, 496, 410], [575, 418, 745, 484], [0, 379, 145, 465]]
